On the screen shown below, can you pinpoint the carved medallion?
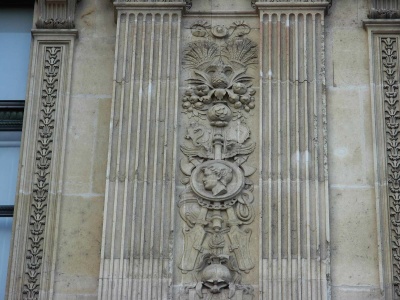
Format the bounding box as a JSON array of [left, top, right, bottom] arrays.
[[190, 160, 244, 201], [179, 21, 257, 299]]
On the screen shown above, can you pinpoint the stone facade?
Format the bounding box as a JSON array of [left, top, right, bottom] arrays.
[[4, 0, 399, 299]]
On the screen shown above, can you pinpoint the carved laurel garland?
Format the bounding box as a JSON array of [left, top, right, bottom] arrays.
[[22, 47, 61, 300], [381, 37, 400, 296]]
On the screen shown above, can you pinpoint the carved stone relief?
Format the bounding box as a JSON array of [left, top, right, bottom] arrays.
[[368, 9, 400, 19], [23, 46, 61, 300], [381, 37, 400, 297], [36, 0, 77, 29], [178, 21, 257, 299], [368, 0, 400, 19]]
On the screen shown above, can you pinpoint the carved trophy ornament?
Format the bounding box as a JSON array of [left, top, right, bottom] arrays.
[[179, 21, 257, 299]]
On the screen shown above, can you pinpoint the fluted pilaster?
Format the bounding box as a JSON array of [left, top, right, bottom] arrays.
[[6, 30, 78, 300], [364, 18, 400, 300], [256, 2, 330, 299], [98, 2, 185, 299]]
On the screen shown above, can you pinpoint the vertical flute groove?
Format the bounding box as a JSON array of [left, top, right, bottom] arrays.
[[99, 6, 183, 299], [285, 13, 292, 300], [268, 12, 273, 300], [138, 13, 154, 299], [277, 12, 283, 300], [124, 12, 138, 299], [259, 6, 329, 299]]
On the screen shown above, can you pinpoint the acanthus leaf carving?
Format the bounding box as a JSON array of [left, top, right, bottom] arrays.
[[22, 46, 61, 300], [381, 36, 400, 297]]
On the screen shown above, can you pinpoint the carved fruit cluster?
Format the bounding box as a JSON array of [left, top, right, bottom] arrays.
[[182, 83, 256, 114]]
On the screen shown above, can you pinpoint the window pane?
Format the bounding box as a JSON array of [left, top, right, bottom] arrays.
[[0, 131, 21, 297], [0, 8, 33, 100]]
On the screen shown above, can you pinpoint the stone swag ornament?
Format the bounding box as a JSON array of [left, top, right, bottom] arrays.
[[178, 21, 257, 300]]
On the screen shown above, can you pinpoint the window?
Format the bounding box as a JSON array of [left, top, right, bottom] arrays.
[[0, 3, 33, 297]]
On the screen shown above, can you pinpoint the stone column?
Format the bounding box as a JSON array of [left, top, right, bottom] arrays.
[[6, 1, 78, 299], [364, 1, 400, 297], [255, 1, 331, 299], [98, 2, 185, 299]]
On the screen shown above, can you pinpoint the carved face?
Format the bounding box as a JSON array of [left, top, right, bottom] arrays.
[[206, 62, 233, 89], [203, 168, 220, 190], [202, 163, 233, 196]]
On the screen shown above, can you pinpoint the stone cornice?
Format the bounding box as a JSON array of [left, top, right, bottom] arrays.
[[114, 1, 186, 10], [113, 0, 190, 10], [363, 19, 400, 31], [368, 8, 400, 19], [254, 1, 331, 13], [0, 101, 24, 131], [31, 29, 79, 37]]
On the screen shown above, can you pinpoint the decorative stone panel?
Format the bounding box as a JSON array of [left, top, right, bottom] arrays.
[[364, 20, 400, 300], [6, 30, 77, 300], [176, 20, 259, 300], [101, 1, 332, 299]]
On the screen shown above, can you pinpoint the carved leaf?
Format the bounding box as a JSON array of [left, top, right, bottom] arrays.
[[222, 38, 258, 68], [183, 41, 219, 70], [180, 144, 213, 159], [222, 142, 256, 159]]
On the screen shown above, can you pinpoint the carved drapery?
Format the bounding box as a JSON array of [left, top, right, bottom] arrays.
[[6, 31, 77, 300], [364, 20, 400, 299]]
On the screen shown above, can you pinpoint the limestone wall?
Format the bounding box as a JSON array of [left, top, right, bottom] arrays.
[[326, 1, 380, 299], [5, 0, 394, 299]]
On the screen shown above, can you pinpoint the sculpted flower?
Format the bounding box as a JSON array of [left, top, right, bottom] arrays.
[[194, 84, 210, 96], [232, 82, 247, 95]]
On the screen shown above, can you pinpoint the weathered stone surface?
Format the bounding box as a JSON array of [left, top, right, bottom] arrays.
[[5, 0, 396, 299]]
